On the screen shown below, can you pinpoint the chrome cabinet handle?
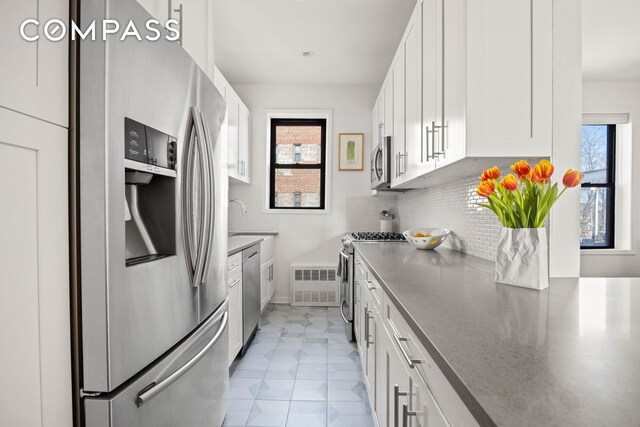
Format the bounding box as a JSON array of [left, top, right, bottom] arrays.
[[228, 263, 239, 272], [364, 307, 370, 347], [402, 403, 418, 427], [432, 121, 444, 157], [229, 279, 240, 288], [168, 0, 183, 45], [398, 152, 406, 176], [393, 333, 421, 369], [365, 280, 376, 291], [425, 125, 433, 161], [365, 309, 374, 348], [394, 385, 408, 427], [137, 308, 228, 407]]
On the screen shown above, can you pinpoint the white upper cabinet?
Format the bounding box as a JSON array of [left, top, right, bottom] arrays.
[[403, 3, 423, 182], [383, 79, 393, 138], [0, 0, 68, 127], [377, 0, 553, 189], [390, 51, 405, 187], [136, 0, 215, 80], [214, 66, 251, 184], [180, 0, 215, 79]]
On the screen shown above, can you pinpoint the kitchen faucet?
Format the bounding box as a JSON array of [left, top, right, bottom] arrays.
[[229, 198, 247, 215]]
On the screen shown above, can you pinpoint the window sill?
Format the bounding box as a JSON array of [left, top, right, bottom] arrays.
[[580, 249, 636, 256], [263, 208, 331, 215]]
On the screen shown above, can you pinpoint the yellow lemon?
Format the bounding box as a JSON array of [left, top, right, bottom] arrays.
[[414, 232, 424, 238]]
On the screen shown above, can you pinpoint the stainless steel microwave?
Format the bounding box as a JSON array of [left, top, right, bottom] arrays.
[[371, 136, 391, 190]]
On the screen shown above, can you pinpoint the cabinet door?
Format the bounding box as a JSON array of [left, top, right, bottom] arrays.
[[464, 0, 552, 159], [0, 109, 71, 426], [385, 328, 412, 427], [228, 274, 243, 364], [419, 0, 440, 176], [390, 51, 405, 187], [0, 0, 68, 127], [438, 0, 466, 169], [404, 2, 423, 182], [260, 258, 273, 311], [364, 296, 378, 415], [238, 103, 251, 182], [227, 92, 240, 180], [377, 90, 385, 138], [384, 79, 394, 139], [407, 368, 450, 427], [179, 0, 215, 79]]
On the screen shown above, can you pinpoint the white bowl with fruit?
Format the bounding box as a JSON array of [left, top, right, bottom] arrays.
[[403, 228, 451, 250]]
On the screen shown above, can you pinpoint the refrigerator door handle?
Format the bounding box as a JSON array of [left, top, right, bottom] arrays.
[[198, 113, 216, 278], [182, 109, 198, 284], [182, 106, 209, 288], [136, 308, 228, 407]]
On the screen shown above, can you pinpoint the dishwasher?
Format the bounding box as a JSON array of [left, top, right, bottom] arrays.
[[241, 244, 261, 355]]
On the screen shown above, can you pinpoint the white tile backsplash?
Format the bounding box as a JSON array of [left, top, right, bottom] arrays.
[[397, 172, 506, 261], [345, 195, 398, 232]]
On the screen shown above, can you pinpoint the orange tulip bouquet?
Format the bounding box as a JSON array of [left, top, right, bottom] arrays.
[[476, 160, 583, 290]]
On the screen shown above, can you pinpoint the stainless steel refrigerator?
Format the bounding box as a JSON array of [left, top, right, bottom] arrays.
[[75, 0, 229, 425]]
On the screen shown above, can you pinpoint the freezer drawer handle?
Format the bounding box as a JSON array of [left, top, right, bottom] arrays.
[[136, 310, 228, 407]]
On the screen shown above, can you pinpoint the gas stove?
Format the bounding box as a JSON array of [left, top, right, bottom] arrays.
[[341, 231, 406, 248], [350, 232, 406, 241]]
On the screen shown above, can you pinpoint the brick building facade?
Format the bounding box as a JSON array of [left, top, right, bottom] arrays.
[[274, 126, 322, 207]]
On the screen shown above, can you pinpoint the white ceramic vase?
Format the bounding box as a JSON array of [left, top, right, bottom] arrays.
[[495, 228, 549, 290]]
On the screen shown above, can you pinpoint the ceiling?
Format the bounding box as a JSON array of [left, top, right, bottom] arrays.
[[582, 0, 640, 80], [214, 0, 416, 85]]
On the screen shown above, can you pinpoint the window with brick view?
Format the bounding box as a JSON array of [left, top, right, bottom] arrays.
[[269, 118, 327, 209]]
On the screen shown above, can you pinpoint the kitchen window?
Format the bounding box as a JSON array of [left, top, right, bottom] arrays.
[[268, 118, 327, 210], [580, 124, 616, 249]]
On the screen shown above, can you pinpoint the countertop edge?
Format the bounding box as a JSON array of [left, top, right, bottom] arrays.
[[228, 237, 264, 256], [353, 243, 497, 427], [229, 231, 279, 237]]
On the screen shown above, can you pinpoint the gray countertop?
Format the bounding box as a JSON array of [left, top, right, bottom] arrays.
[[229, 231, 279, 237], [353, 242, 640, 427], [228, 236, 263, 255]]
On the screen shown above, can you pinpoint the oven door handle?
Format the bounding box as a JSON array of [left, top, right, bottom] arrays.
[[339, 300, 352, 325]]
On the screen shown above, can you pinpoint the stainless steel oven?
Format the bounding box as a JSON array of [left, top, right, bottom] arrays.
[[339, 232, 405, 342], [371, 136, 391, 190]]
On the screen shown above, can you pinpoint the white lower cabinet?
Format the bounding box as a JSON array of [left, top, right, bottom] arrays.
[[0, 109, 72, 427], [228, 253, 243, 365], [355, 252, 479, 427], [259, 236, 276, 311], [260, 257, 274, 312]]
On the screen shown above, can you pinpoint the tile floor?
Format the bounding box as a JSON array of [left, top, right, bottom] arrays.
[[224, 304, 376, 427]]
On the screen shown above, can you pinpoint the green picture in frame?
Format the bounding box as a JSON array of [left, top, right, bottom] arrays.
[[339, 133, 364, 171]]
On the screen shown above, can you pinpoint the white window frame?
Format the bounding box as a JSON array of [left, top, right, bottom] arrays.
[[263, 109, 333, 214]]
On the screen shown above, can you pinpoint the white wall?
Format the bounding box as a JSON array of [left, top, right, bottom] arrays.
[[549, 0, 582, 278], [228, 84, 378, 302], [581, 80, 640, 277]]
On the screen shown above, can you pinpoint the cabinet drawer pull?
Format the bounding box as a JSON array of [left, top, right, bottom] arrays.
[[402, 403, 419, 427], [394, 385, 408, 427], [228, 263, 239, 272], [365, 308, 374, 348], [229, 279, 240, 288], [393, 333, 421, 369], [365, 280, 376, 291]]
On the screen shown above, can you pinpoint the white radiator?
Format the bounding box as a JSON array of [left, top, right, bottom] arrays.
[[289, 264, 339, 306]]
